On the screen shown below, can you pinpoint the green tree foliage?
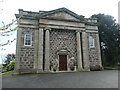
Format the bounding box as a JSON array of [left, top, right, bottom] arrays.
[[4, 54, 15, 65], [5, 61, 15, 71], [3, 54, 15, 71], [91, 14, 120, 66]]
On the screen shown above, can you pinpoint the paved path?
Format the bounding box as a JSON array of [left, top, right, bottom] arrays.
[[2, 70, 118, 88]]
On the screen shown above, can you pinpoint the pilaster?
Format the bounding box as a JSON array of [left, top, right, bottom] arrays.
[[37, 28, 44, 72], [96, 34, 102, 67], [45, 29, 50, 71], [82, 31, 90, 71], [14, 28, 22, 73], [76, 31, 83, 71], [34, 29, 39, 70]]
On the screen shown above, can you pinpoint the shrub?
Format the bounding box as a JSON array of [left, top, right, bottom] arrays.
[[90, 65, 103, 71], [5, 61, 15, 71]]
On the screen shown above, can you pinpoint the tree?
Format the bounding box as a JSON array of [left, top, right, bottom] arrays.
[[0, 13, 22, 47], [5, 61, 15, 71], [4, 54, 15, 65], [91, 14, 120, 66]]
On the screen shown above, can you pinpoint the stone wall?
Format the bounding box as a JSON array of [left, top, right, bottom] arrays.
[[49, 29, 77, 69], [19, 28, 35, 69], [87, 32, 101, 68]]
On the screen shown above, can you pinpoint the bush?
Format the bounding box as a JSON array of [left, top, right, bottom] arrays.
[[90, 65, 103, 71], [5, 61, 15, 71]]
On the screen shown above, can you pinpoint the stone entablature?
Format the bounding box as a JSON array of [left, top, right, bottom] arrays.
[[15, 8, 102, 74]]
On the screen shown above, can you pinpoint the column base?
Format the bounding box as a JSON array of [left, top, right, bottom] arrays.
[[83, 67, 90, 71], [90, 65, 103, 71], [99, 66, 104, 71], [36, 69, 43, 73], [44, 69, 50, 72], [77, 68, 83, 71]]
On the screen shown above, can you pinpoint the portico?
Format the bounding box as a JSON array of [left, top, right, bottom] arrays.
[[15, 8, 102, 74]]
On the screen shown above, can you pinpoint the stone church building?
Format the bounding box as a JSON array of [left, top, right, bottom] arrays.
[[15, 8, 102, 74]]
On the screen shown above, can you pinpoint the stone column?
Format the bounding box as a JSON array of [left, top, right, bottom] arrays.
[[37, 28, 44, 72], [34, 29, 39, 70], [76, 31, 83, 71], [14, 28, 22, 73], [82, 32, 90, 71], [96, 33, 102, 67], [45, 29, 50, 71]]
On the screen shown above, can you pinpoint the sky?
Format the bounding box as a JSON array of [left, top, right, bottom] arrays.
[[0, 0, 119, 64]]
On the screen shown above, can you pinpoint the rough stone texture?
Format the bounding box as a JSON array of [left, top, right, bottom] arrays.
[[18, 28, 35, 70], [49, 29, 77, 70], [20, 47, 34, 69], [87, 32, 102, 70]]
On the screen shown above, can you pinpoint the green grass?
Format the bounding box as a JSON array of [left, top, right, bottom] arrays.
[[103, 66, 120, 70], [0, 70, 14, 75]]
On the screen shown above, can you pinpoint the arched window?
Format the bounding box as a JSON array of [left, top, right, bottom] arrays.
[[89, 36, 95, 48], [24, 32, 32, 46]]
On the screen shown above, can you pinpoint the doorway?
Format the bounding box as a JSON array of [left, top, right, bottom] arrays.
[[59, 55, 67, 71]]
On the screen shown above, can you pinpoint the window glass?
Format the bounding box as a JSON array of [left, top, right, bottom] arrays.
[[24, 32, 32, 46], [89, 36, 95, 48]]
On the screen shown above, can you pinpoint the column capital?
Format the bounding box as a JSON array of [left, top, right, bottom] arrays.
[[82, 31, 87, 33], [76, 30, 82, 33], [44, 28, 51, 31], [39, 27, 44, 29]]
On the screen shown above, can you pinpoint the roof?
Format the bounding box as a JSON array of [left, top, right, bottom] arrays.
[[38, 7, 84, 20], [15, 7, 98, 25]]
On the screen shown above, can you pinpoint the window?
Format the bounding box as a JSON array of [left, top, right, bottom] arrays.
[[24, 32, 32, 46], [89, 36, 95, 48]]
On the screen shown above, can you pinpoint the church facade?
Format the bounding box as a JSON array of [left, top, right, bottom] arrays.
[[15, 8, 102, 74]]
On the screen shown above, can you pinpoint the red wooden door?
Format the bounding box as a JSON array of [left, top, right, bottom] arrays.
[[59, 55, 67, 71]]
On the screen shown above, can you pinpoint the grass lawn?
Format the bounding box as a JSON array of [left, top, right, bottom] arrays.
[[0, 71, 14, 75], [103, 66, 120, 70]]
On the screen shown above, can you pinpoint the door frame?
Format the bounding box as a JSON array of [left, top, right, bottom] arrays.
[[57, 49, 69, 71], [58, 54, 68, 71]]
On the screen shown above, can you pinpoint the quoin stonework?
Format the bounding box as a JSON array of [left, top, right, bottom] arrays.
[[15, 8, 102, 74]]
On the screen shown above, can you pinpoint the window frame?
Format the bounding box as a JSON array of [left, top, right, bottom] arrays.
[[24, 32, 32, 46], [89, 35, 95, 48]]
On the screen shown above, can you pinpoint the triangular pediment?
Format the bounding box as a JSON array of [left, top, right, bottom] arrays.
[[40, 8, 81, 21], [44, 11, 80, 21]]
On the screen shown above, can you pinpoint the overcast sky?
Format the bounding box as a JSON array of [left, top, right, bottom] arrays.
[[0, 0, 119, 64]]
